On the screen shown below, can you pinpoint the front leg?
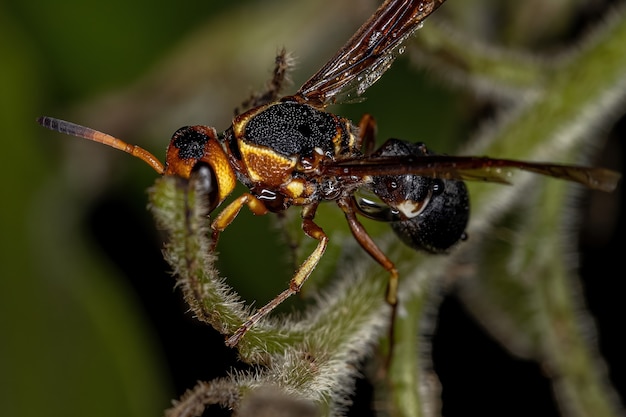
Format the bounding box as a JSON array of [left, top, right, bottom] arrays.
[[210, 193, 269, 250]]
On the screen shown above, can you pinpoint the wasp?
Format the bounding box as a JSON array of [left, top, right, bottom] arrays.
[[38, 0, 621, 347]]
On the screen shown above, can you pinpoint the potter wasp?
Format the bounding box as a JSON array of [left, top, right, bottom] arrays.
[[38, 0, 621, 347]]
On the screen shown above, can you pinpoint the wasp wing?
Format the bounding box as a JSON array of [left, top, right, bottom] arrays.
[[296, 0, 446, 107], [322, 154, 621, 192]]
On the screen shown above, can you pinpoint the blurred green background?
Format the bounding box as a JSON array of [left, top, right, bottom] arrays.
[[1, 0, 623, 416]]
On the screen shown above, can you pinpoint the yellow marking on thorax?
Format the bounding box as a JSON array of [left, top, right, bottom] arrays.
[[239, 140, 296, 186]]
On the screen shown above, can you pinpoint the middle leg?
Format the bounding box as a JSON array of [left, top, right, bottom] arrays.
[[225, 203, 328, 346]]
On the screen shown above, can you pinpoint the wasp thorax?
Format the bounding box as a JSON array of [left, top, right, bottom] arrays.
[[243, 101, 348, 158]]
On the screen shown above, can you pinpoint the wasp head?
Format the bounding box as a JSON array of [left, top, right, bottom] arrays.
[[165, 125, 237, 212]]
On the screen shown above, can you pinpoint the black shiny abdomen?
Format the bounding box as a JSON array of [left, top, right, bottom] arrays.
[[370, 139, 470, 253], [390, 178, 469, 253], [244, 101, 345, 158]]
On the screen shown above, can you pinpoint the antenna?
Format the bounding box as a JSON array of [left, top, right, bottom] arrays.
[[37, 116, 165, 174]]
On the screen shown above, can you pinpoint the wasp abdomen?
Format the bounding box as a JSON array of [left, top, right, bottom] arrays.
[[370, 139, 470, 253]]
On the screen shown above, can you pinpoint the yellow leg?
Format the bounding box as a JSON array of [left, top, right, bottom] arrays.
[[225, 204, 328, 347], [209, 193, 268, 249]]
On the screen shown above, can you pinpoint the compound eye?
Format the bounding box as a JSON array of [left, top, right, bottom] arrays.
[[190, 162, 220, 213]]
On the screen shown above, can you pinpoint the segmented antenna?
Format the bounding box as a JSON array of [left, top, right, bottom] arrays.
[[37, 116, 165, 174]]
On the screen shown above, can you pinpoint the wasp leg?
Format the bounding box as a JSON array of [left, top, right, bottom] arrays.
[[337, 197, 399, 305], [234, 48, 294, 115], [225, 203, 328, 347], [356, 114, 378, 156], [210, 193, 269, 250], [337, 196, 400, 364]]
